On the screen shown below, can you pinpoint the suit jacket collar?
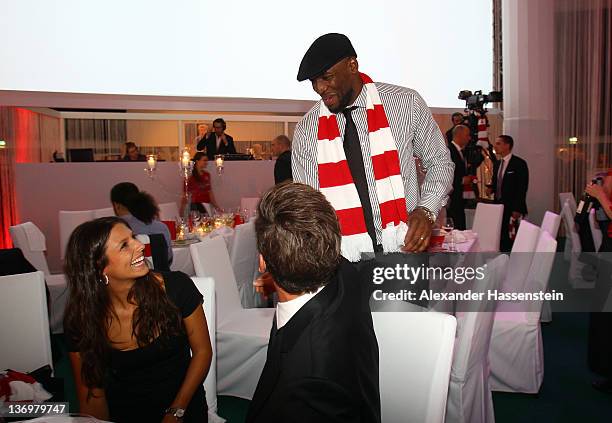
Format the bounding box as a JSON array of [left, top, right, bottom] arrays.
[[247, 267, 344, 419]]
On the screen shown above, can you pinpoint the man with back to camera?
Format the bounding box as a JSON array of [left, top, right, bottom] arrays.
[[447, 124, 473, 230], [291, 33, 453, 262], [246, 182, 380, 422], [489, 134, 529, 251], [271, 135, 293, 184], [197, 117, 237, 159]]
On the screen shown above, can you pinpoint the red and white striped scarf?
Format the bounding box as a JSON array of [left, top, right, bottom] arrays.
[[317, 73, 408, 261]]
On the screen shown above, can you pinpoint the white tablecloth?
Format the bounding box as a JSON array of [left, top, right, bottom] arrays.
[[170, 245, 195, 276]]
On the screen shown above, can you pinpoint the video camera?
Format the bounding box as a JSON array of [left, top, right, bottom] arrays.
[[458, 90, 503, 113], [455, 90, 503, 172]]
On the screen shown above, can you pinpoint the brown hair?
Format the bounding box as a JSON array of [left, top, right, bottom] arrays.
[[63, 217, 182, 394], [255, 182, 341, 294]]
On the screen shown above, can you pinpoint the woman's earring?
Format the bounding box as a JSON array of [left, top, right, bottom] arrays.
[[102, 274, 109, 285]]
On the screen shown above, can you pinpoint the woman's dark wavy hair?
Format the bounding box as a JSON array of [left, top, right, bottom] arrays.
[[191, 152, 208, 182], [110, 182, 159, 224], [63, 217, 182, 393]]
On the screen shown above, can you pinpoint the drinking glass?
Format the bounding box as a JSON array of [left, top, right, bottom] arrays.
[[443, 218, 455, 251]]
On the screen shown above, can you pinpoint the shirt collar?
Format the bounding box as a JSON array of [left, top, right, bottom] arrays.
[[502, 153, 513, 162], [276, 285, 324, 329], [343, 83, 368, 112], [451, 141, 464, 152]]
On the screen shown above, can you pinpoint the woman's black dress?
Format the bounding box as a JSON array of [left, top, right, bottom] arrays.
[[67, 271, 208, 422]]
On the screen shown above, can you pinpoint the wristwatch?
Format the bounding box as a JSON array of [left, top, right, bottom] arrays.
[[165, 407, 185, 420], [415, 206, 436, 225]]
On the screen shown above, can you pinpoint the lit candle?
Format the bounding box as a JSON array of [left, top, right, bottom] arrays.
[[181, 150, 191, 168], [215, 156, 224, 168], [147, 154, 156, 170]]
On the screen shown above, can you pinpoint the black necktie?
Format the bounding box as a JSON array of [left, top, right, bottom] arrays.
[[342, 107, 377, 247]]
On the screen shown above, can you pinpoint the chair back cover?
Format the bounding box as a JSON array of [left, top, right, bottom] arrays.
[[561, 202, 581, 254], [93, 207, 115, 219], [191, 277, 219, 416], [472, 203, 504, 252], [190, 237, 242, 324], [588, 208, 603, 252], [447, 254, 508, 423], [0, 271, 53, 374], [229, 221, 263, 308], [9, 222, 50, 276], [158, 202, 180, 221], [502, 220, 540, 294], [59, 210, 95, 260], [372, 312, 456, 423], [525, 231, 557, 323], [558, 192, 577, 215], [540, 211, 561, 239]]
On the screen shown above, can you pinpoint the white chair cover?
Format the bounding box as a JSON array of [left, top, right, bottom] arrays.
[[501, 220, 540, 294], [240, 197, 260, 219], [472, 203, 504, 252], [559, 192, 577, 216], [489, 232, 557, 393], [540, 211, 561, 239], [229, 221, 266, 308], [446, 254, 509, 423], [158, 201, 180, 221], [190, 236, 274, 399], [59, 210, 95, 260], [373, 312, 456, 423], [539, 211, 561, 322], [9, 222, 69, 334], [560, 202, 595, 288], [0, 271, 53, 374], [191, 277, 225, 423], [589, 208, 603, 252], [92, 207, 115, 218], [9, 222, 50, 276]]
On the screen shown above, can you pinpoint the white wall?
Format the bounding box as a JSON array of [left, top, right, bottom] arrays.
[[15, 161, 274, 272], [1, 0, 492, 108]]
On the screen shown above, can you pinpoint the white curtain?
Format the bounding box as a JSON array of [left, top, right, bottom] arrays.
[[555, 0, 612, 201]]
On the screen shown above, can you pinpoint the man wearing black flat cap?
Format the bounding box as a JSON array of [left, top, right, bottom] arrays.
[[292, 33, 453, 261]]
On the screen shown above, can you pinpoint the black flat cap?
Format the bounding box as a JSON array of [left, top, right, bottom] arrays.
[[297, 33, 357, 81]]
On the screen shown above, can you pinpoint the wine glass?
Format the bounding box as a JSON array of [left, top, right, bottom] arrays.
[[190, 209, 201, 231], [443, 218, 455, 251]]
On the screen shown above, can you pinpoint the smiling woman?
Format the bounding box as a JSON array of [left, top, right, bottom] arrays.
[[62, 216, 212, 422]]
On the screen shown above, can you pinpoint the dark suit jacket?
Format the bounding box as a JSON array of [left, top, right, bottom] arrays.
[[197, 133, 237, 159], [448, 142, 467, 205], [246, 258, 381, 423], [491, 154, 529, 215], [274, 150, 293, 184]]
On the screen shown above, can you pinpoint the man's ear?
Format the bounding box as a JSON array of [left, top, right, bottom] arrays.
[[348, 57, 359, 74], [258, 254, 266, 274]]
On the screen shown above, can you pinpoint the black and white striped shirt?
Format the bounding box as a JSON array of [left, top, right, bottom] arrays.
[[292, 82, 454, 244]]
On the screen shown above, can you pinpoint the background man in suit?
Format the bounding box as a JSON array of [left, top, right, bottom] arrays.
[[247, 182, 380, 423], [271, 135, 292, 184], [197, 118, 237, 159], [447, 124, 472, 230], [445, 112, 466, 144], [490, 135, 529, 251]]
